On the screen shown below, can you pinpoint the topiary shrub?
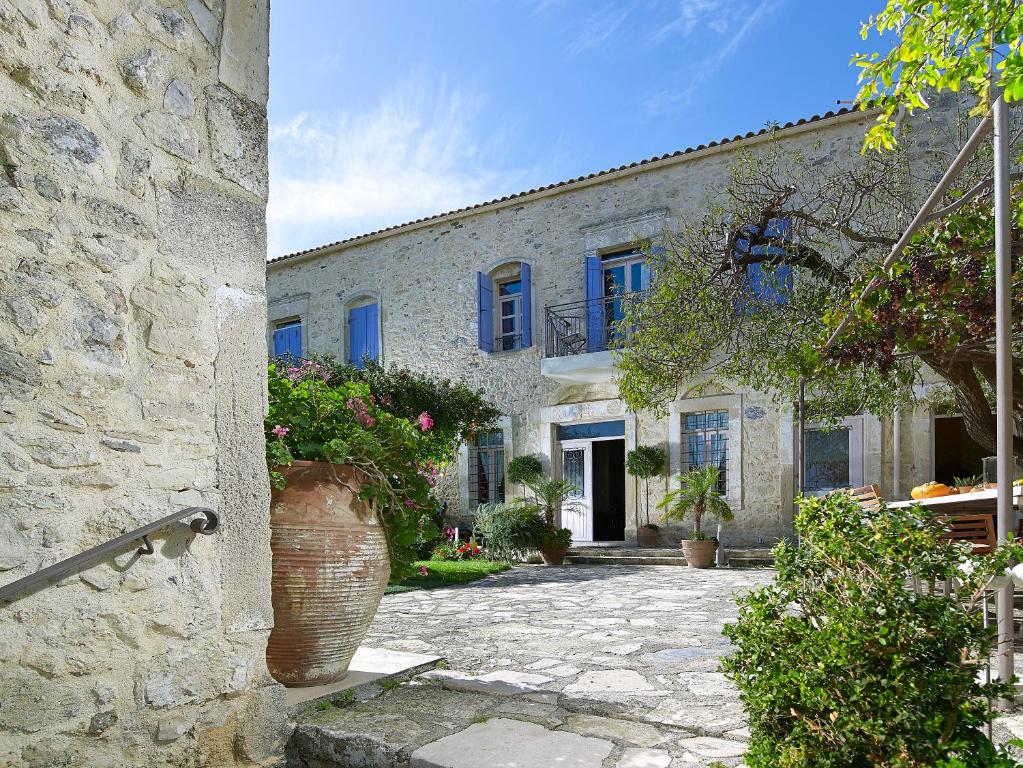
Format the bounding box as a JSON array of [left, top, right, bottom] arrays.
[[626, 444, 666, 530], [722, 492, 1023, 768], [507, 454, 544, 486]]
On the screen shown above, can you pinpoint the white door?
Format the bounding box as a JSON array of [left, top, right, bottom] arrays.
[[804, 416, 864, 494], [560, 441, 592, 543]]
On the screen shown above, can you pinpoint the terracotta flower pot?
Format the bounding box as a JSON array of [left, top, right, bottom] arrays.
[[680, 538, 717, 569], [540, 545, 568, 566], [637, 525, 660, 548], [266, 461, 390, 687]]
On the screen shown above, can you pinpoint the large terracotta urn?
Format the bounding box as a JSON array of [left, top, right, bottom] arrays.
[[266, 461, 390, 687]]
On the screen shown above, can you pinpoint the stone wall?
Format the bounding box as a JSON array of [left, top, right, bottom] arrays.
[[266, 103, 970, 548], [0, 2, 282, 766]]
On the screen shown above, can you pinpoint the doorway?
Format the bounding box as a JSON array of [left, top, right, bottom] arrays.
[[559, 435, 626, 543], [933, 415, 988, 485]]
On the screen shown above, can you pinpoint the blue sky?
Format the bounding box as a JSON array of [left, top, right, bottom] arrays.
[[268, 1, 882, 258]]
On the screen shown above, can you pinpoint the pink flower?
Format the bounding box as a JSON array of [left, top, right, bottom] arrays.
[[418, 565, 429, 576], [405, 498, 416, 508], [418, 411, 434, 431], [272, 425, 289, 438]]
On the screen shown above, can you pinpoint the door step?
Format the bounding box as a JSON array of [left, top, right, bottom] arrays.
[[565, 547, 775, 568]]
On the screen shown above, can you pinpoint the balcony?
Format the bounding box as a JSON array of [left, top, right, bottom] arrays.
[[541, 292, 644, 383]]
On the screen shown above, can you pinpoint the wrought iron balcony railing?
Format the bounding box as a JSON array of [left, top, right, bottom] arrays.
[[544, 291, 646, 358]]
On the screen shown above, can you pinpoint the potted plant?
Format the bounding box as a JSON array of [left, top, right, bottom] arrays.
[[507, 454, 544, 494], [513, 460, 576, 565], [657, 465, 733, 568], [264, 358, 497, 685], [626, 445, 667, 547]]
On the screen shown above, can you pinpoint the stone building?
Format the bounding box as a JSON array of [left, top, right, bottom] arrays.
[[266, 104, 983, 550], [0, 2, 284, 766]]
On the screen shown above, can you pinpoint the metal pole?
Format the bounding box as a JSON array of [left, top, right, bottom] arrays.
[[893, 407, 901, 499], [798, 378, 806, 495], [993, 92, 1014, 691]]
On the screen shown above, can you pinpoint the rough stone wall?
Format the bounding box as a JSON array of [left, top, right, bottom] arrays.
[[0, 2, 283, 766], [266, 106, 958, 547]]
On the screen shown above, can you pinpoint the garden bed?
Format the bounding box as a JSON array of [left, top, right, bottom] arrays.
[[386, 560, 512, 593]]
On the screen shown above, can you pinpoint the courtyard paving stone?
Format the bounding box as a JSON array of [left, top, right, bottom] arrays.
[[292, 565, 770, 766], [290, 563, 1023, 766]]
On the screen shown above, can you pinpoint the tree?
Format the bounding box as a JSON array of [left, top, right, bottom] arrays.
[[618, 133, 1023, 457], [853, 0, 1023, 151], [626, 445, 666, 529], [618, 1, 1023, 457]]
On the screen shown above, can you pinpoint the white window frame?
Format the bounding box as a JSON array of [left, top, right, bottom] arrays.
[[668, 395, 743, 506], [469, 429, 507, 507], [496, 278, 523, 352]]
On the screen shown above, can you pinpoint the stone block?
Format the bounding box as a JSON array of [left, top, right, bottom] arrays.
[[119, 48, 168, 94], [218, 0, 268, 103], [410, 718, 614, 768], [136, 111, 199, 163], [206, 84, 267, 197]]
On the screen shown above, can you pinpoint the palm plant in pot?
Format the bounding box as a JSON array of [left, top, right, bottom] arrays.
[[657, 465, 733, 568], [626, 445, 666, 547], [511, 455, 576, 565]]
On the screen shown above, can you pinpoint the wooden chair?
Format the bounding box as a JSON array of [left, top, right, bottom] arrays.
[[938, 513, 997, 555], [827, 484, 883, 512]]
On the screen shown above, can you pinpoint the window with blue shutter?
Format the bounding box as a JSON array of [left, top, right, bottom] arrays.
[[584, 256, 604, 352], [477, 272, 494, 352], [347, 303, 379, 368], [272, 320, 302, 360], [520, 262, 532, 349], [737, 217, 792, 308]]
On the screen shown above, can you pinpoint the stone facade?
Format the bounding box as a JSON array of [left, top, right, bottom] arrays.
[[266, 108, 955, 549], [0, 2, 283, 766]]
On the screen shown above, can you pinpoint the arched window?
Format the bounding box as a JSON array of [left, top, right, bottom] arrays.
[[476, 261, 532, 353]]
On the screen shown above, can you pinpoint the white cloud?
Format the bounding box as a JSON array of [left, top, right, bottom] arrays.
[[644, 0, 784, 116], [568, 4, 634, 56], [649, 0, 732, 44], [267, 75, 529, 258]]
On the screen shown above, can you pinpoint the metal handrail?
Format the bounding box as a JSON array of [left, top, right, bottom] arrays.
[[0, 507, 219, 603]]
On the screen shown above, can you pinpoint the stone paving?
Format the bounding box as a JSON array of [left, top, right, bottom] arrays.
[[291, 565, 774, 767], [290, 563, 1023, 767]]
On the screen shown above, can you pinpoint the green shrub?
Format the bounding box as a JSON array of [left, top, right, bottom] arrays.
[[507, 454, 544, 485], [473, 502, 548, 560], [722, 492, 1023, 768], [626, 444, 666, 528]]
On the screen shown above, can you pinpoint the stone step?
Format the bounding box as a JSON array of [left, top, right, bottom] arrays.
[[566, 547, 776, 568], [565, 555, 689, 566]]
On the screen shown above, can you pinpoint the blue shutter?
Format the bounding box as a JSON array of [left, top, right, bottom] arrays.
[[365, 303, 379, 361], [348, 307, 367, 367], [477, 272, 493, 352], [585, 256, 604, 352], [520, 262, 532, 348], [273, 322, 301, 358]]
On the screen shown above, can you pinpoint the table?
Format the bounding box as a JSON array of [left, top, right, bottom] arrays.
[[888, 486, 1021, 514]]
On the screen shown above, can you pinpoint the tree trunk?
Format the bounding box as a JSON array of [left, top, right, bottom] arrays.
[[922, 354, 1023, 462]]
